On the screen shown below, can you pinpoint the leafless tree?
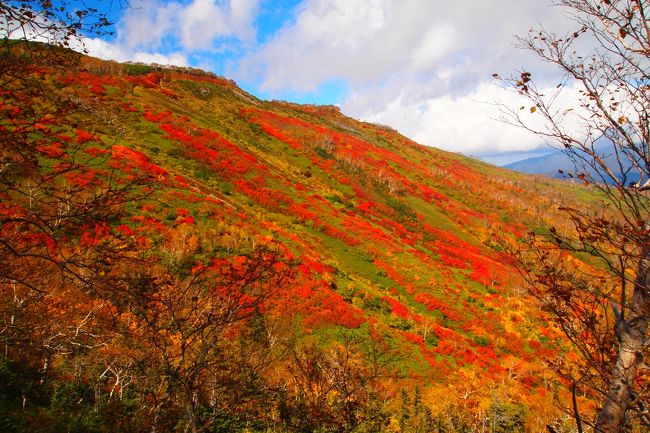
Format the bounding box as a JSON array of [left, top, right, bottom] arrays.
[[498, 1, 650, 432]]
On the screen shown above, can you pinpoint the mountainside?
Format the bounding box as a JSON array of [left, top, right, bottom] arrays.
[[506, 145, 642, 187], [504, 152, 569, 178], [1, 44, 605, 432]]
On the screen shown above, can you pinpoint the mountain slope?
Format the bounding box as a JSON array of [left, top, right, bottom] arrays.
[[0, 45, 604, 432], [504, 151, 570, 177], [506, 144, 642, 187]]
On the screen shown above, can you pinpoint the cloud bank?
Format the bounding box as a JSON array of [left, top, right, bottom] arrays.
[[85, 0, 260, 65]]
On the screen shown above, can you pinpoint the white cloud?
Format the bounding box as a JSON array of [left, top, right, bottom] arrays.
[[238, 0, 569, 91], [238, 0, 434, 91], [130, 51, 190, 66], [118, 1, 180, 50], [228, 0, 260, 40], [118, 0, 260, 51], [82, 0, 259, 69], [409, 26, 457, 70], [236, 0, 578, 155], [1, 10, 189, 67], [354, 82, 589, 156], [83, 37, 189, 66]]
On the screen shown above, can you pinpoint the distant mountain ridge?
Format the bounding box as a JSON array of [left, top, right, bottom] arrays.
[[504, 151, 570, 178], [505, 145, 642, 186]]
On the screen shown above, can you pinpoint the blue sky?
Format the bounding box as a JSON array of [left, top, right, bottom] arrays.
[[76, 0, 578, 164]]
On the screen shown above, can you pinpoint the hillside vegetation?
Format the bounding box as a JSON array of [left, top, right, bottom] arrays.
[[0, 43, 605, 433]]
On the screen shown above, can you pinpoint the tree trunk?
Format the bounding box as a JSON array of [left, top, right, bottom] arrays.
[[596, 248, 650, 433]]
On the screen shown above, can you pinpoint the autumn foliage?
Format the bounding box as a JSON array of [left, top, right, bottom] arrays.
[[0, 43, 597, 433]]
